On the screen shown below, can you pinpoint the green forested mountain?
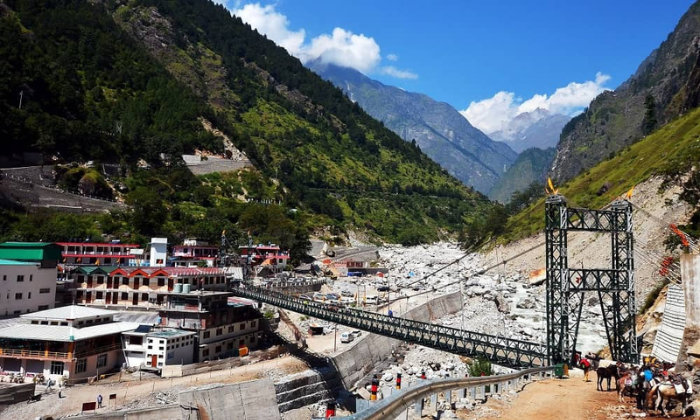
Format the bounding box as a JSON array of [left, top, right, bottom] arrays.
[[551, 0, 700, 181], [0, 0, 500, 251]]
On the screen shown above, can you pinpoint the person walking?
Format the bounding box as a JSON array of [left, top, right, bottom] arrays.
[[45, 378, 53, 393], [580, 358, 592, 382], [97, 394, 103, 408]]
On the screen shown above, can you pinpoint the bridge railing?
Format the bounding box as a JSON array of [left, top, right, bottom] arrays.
[[232, 286, 547, 368]]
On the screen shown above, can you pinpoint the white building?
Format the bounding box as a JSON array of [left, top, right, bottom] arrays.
[[122, 326, 195, 368], [0, 258, 56, 316], [0, 306, 138, 383], [149, 238, 168, 267]]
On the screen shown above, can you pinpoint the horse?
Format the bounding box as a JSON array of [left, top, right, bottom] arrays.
[[646, 381, 691, 418], [616, 366, 639, 403], [597, 364, 619, 391]]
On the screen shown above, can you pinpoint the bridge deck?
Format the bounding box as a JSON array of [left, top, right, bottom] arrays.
[[232, 286, 547, 368]]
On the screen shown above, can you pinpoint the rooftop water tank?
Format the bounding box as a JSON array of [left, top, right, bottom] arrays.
[[173, 283, 183, 293]]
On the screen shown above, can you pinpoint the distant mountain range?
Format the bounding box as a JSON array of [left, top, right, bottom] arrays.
[[488, 147, 556, 203], [310, 62, 517, 194], [488, 109, 570, 153]]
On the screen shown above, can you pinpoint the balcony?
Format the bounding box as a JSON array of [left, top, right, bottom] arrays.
[[0, 348, 72, 361], [75, 342, 122, 358]]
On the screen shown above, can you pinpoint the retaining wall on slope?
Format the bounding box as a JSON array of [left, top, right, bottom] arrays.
[[652, 284, 686, 362], [331, 291, 461, 390]]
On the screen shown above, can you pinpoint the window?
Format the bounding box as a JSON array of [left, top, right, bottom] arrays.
[[203, 331, 210, 339], [122, 278, 129, 285], [28, 292, 31, 299], [75, 358, 87, 374], [16, 275, 24, 282], [2, 275, 5, 280], [158, 278, 165, 287], [228, 326, 234, 333], [38, 305, 49, 310], [96, 292, 103, 300], [142, 278, 149, 286], [202, 349, 209, 357], [141, 293, 148, 301], [14, 293, 22, 300], [60, 322, 67, 326], [215, 345, 221, 353], [29, 275, 33, 281], [96, 354, 107, 369], [13, 310, 20, 315], [239, 323, 245, 330], [97, 276, 104, 284], [39, 288, 51, 294], [251, 321, 256, 328], [50, 361, 64, 375], [216, 328, 222, 336]]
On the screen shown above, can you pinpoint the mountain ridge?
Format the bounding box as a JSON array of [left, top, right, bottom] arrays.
[[311, 62, 517, 194]]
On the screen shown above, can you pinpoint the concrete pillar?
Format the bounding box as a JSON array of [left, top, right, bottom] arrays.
[[469, 387, 476, 401], [458, 389, 466, 399], [444, 390, 451, 404], [414, 398, 423, 416], [679, 254, 700, 372], [430, 393, 437, 409]]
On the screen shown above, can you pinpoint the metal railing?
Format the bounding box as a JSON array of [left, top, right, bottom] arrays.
[[231, 286, 547, 368], [342, 366, 556, 420], [0, 348, 71, 360]]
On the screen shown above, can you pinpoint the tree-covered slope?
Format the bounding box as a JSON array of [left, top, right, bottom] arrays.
[[0, 0, 500, 247], [488, 147, 555, 203], [551, 1, 700, 182]]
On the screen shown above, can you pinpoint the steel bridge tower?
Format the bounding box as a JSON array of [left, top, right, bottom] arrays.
[[545, 195, 637, 365]]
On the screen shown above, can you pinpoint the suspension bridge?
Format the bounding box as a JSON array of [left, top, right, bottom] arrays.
[[232, 193, 692, 368]]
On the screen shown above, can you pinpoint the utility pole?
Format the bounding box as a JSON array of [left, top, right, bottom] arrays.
[[18, 91, 23, 110]]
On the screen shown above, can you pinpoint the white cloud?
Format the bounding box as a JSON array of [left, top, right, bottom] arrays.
[[380, 66, 418, 80], [461, 72, 611, 134], [230, 3, 415, 78]]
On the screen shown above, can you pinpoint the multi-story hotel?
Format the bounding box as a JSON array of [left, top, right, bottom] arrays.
[[71, 266, 230, 308], [0, 306, 138, 383], [56, 241, 141, 266], [158, 292, 261, 362]]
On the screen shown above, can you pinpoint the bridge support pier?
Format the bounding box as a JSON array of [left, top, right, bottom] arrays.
[[414, 397, 423, 416]]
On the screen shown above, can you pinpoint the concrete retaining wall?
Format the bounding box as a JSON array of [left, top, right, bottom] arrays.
[[332, 291, 461, 390], [69, 406, 181, 420], [0, 382, 35, 405], [652, 284, 686, 362], [274, 367, 341, 412]]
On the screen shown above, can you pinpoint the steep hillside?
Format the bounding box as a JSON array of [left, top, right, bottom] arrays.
[[0, 0, 499, 247], [551, 1, 700, 181], [489, 109, 570, 153], [312, 63, 517, 194], [505, 106, 700, 242], [488, 147, 555, 203]]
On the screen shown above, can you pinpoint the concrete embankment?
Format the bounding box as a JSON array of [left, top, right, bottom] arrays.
[[331, 291, 461, 390]]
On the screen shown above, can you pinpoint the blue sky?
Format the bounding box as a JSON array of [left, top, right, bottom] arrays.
[[227, 0, 694, 133]]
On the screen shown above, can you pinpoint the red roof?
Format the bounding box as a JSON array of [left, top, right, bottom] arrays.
[[57, 242, 140, 247]]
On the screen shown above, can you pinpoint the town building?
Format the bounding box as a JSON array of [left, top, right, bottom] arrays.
[[158, 292, 261, 362], [71, 266, 229, 309], [171, 239, 219, 267], [56, 241, 141, 266], [239, 243, 289, 276], [0, 306, 138, 383], [0, 242, 63, 315], [122, 326, 196, 368]]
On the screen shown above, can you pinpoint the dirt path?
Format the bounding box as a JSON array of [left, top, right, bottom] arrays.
[[478, 377, 643, 420]]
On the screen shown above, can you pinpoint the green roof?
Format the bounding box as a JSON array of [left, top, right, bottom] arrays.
[[75, 266, 120, 275], [0, 242, 62, 262], [0, 259, 36, 266]]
